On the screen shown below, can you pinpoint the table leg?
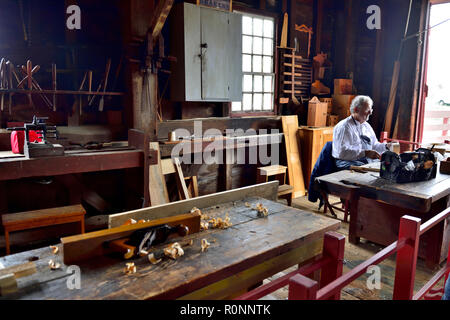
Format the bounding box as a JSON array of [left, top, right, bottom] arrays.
[[348, 189, 360, 245], [80, 217, 85, 234], [5, 229, 10, 255]]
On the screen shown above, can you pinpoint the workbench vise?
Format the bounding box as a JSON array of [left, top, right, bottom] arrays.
[[7, 116, 64, 158]]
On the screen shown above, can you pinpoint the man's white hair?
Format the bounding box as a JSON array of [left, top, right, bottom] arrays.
[[350, 95, 373, 113]]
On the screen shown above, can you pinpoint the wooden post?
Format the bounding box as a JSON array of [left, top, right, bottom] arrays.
[[288, 274, 318, 300], [393, 215, 421, 300], [320, 231, 346, 300]]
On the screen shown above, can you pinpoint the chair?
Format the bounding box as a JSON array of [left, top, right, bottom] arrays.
[[308, 142, 350, 221]]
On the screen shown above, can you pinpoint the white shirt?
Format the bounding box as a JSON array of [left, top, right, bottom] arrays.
[[332, 116, 387, 161]]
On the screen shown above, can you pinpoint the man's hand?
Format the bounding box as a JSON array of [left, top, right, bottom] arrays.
[[365, 150, 381, 160]]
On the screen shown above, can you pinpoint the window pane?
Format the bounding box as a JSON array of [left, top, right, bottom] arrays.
[[243, 74, 252, 92], [242, 36, 252, 54], [253, 94, 262, 110], [242, 16, 252, 35], [243, 54, 252, 72], [263, 94, 273, 110], [264, 76, 273, 92], [263, 20, 273, 38], [254, 75, 263, 92], [253, 55, 262, 72], [253, 18, 263, 37], [232, 101, 242, 111], [252, 37, 262, 54], [243, 94, 252, 110], [263, 56, 272, 73], [263, 38, 273, 56]]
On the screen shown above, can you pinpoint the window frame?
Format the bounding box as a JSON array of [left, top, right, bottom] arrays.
[[229, 6, 279, 117]]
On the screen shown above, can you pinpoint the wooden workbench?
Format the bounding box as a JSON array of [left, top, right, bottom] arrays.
[[316, 162, 450, 267], [0, 195, 339, 300]]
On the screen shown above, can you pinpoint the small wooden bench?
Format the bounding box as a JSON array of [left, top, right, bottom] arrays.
[[256, 165, 294, 206], [1, 204, 86, 255]]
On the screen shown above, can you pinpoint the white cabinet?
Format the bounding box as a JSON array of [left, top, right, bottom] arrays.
[[170, 3, 242, 102]]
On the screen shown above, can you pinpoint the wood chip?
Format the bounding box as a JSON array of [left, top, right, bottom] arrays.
[[163, 242, 184, 260], [201, 239, 210, 252], [49, 245, 59, 254], [148, 253, 162, 265], [123, 262, 136, 274], [48, 260, 61, 270]]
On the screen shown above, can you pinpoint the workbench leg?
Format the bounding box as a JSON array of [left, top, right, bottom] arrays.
[[348, 190, 360, 245], [5, 229, 10, 255], [80, 217, 85, 234]]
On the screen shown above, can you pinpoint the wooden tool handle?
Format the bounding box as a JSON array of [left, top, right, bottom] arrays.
[[109, 238, 136, 260], [103, 59, 112, 93], [349, 166, 380, 173]]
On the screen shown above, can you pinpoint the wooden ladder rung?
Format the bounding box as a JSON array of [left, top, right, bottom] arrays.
[[283, 90, 304, 94], [284, 81, 303, 85]]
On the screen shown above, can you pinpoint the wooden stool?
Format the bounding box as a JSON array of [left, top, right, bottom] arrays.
[[257, 165, 294, 206], [1, 204, 86, 255]]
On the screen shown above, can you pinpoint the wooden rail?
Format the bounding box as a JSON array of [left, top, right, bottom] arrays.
[[285, 206, 450, 300]]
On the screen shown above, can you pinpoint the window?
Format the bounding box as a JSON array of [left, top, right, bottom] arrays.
[[231, 14, 275, 113]]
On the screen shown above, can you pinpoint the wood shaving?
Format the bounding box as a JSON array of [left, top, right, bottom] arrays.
[[123, 262, 136, 274], [50, 245, 59, 254], [123, 218, 137, 226], [163, 242, 184, 260], [48, 260, 61, 270], [201, 239, 210, 252], [200, 221, 209, 230], [245, 202, 251, 208], [208, 213, 232, 229], [148, 253, 162, 265], [254, 203, 269, 217]]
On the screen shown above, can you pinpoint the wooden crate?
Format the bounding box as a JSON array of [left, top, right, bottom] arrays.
[[440, 159, 450, 174], [298, 126, 334, 189], [326, 114, 339, 127], [334, 79, 353, 95], [332, 94, 356, 120], [320, 98, 333, 113], [307, 97, 328, 127]]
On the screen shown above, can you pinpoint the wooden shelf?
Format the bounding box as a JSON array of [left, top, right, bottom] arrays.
[[0, 89, 124, 96]]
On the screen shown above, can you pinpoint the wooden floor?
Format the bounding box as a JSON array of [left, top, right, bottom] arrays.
[[260, 195, 447, 300]]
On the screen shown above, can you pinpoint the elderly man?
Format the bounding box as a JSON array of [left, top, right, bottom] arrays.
[[332, 95, 388, 169]]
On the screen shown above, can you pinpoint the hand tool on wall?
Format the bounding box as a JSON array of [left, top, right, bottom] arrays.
[[78, 71, 88, 115], [52, 64, 56, 111], [98, 59, 111, 112], [18, 66, 52, 108], [0, 58, 5, 111], [87, 70, 92, 101], [26, 60, 34, 108], [6, 61, 13, 114]]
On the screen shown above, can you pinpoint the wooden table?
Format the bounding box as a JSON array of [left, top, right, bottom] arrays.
[[316, 162, 450, 267], [0, 195, 339, 300]]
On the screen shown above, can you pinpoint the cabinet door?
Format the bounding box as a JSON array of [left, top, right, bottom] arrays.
[[227, 12, 243, 101], [200, 7, 230, 100]]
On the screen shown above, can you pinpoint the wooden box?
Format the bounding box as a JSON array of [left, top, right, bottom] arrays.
[[334, 79, 353, 95], [440, 159, 450, 174], [307, 97, 328, 127], [298, 126, 334, 189], [326, 114, 339, 127], [320, 98, 333, 113], [332, 94, 356, 120]]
